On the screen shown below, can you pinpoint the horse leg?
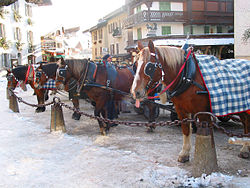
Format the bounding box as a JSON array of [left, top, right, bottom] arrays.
[[178, 113, 192, 163], [35, 89, 46, 113], [94, 108, 107, 136], [44, 89, 49, 101], [71, 98, 81, 120], [238, 112, 250, 158]]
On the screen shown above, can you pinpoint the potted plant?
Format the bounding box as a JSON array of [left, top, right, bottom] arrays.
[[13, 9, 21, 22], [16, 40, 24, 51], [0, 7, 9, 19], [0, 37, 11, 50], [28, 42, 35, 53], [27, 18, 33, 25]]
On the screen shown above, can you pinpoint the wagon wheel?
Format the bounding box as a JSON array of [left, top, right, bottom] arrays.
[[217, 116, 230, 122]]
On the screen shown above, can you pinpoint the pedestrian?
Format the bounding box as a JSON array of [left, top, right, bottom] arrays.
[[102, 54, 118, 126]]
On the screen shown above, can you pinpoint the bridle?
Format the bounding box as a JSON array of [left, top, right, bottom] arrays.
[[144, 47, 194, 99], [56, 64, 80, 92], [143, 49, 164, 92]]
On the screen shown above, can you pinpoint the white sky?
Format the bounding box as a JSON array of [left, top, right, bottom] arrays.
[[33, 0, 125, 35]]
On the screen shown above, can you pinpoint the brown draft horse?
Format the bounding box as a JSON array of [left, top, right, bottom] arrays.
[[34, 62, 86, 120], [131, 40, 250, 162], [55, 58, 134, 135], [6, 65, 49, 112]]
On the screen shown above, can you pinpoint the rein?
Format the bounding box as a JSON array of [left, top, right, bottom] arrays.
[[147, 49, 192, 99]]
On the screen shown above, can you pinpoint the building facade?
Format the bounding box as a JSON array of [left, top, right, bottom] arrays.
[[89, 6, 128, 61], [0, 0, 51, 68], [234, 0, 250, 60], [124, 0, 234, 59]]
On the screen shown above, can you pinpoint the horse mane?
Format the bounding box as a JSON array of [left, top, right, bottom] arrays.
[[155, 46, 184, 69], [12, 65, 28, 81], [41, 63, 58, 77], [65, 59, 89, 76]]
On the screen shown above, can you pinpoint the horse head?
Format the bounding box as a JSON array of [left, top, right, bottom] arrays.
[[55, 58, 71, 91], [34, 62, 58, 89], [131, 40, 163, 102], [5, 68, 18, 90]]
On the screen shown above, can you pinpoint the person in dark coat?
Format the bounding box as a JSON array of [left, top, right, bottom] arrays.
[[102, 54, 118, 126]]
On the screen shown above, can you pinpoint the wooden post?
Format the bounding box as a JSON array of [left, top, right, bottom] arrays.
[[229, 137, 250, 159], [9, 91, 19, 113], [6, 87, 10, 100], [192, 121, 218, 177], [50, 100, 66, 132]]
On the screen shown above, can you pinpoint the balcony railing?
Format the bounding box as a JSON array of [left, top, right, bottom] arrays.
[[123, 10, 234, 29], [123, 10, 186, 29]]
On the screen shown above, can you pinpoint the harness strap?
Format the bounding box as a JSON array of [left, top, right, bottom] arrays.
[[24, 65, 34, 85], [148, 49, 192, 100]]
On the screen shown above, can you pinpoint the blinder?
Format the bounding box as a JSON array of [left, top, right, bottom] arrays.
[[144, 62, 162, 80], [58, 68, 67, 78], [6, 74, 14, 81]]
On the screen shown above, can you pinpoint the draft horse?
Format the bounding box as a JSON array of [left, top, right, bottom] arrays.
[[131, 40, 250, 162], [34, 62, 87, 120], [6, 65, 49, 112], [55, 58, 134, 135]]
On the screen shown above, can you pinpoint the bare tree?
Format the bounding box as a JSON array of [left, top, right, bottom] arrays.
[[242, 28, 250, 42], [0, 0, 18, 6]]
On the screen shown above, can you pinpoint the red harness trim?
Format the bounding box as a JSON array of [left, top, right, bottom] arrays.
[[147, 49, 192, 100], [93, 64, 98, 80], [24, 65, 35, 85]]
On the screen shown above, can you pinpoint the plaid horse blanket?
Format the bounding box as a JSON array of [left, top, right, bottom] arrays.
[[42, 79, 57, 90], [195, 55, 250, 116]]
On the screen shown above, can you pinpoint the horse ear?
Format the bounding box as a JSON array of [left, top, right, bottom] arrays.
[[137, 41, 144, 51], [148, 40, 155, 53]]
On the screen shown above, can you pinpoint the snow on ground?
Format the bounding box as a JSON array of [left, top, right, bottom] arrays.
[[0, 72, 249, 188]]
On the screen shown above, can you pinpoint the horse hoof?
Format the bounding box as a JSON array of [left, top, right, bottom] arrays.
[[147, 126, 155, 133], [238, 152, 250, 159], [178, 155, 189, 163], [72, 112, 81, 120], [35, 107, 45, 113]]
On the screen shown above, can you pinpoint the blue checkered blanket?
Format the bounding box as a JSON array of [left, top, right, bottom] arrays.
[[196, 55, 250, 116], [42, 79, 57, 90]]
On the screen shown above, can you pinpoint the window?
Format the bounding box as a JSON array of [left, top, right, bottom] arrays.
[[217, 26, 222, 33], [27, 31, 33, 43], [137, 28, 142, 40], [160, 2, 171, 11], [2, 53, 10, 67], [94, 48, 97, 57], [98, 29, 102, 40], [14, 27, 21, 40], [116, 43, 119, 54], [93, 31, 97, 41], [162, 26, 171, 35], [184, 25, 193, 35], [12, 1, 19, 12], [204, 26, 209, 34], [0, 23, 6, 38], [25, 4, 32, 17], [110, 44, 115, 55], [136, 5, 141, 13], [100, 47, 102, 55]]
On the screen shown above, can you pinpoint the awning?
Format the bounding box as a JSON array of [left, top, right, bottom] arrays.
[[154, 38, 234, 46]]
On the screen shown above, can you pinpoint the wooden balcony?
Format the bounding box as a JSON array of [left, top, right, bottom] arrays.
[[123, 10, 187, 29], [123, 10, 234, 29]]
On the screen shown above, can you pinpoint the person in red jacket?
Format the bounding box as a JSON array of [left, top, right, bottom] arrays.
[[102, 54, 112, 67]]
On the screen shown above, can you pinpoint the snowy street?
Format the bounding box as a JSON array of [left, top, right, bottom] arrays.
[[0, 74, 249, 188]]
